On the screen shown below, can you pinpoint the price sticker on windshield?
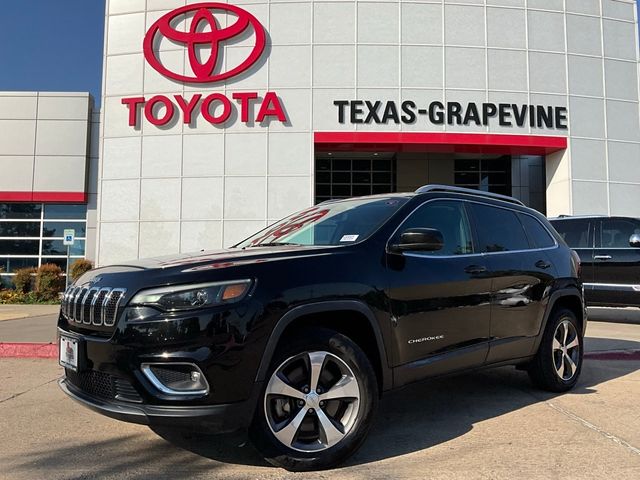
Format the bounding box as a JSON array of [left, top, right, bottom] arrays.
[[340, 234, 359, 242]]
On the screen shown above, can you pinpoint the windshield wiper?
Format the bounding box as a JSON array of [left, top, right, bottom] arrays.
[[247, 242, 303, 248]]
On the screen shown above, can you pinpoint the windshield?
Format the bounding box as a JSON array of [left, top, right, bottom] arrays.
[[235, 196, 409, 248]]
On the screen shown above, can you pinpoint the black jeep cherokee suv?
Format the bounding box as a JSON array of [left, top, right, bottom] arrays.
[[58, 185, 585, 471]]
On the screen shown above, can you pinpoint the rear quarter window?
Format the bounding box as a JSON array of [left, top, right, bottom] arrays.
[[518, 214, 556, 249]]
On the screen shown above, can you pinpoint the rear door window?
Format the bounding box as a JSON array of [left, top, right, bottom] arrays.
[[469, 203, 529, 252], [551, 219, 592, 248], [518, 213, 556, 249]]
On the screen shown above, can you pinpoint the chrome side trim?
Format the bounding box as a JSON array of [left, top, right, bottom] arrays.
[[387, 197, 558, 258], [584, 282, 640, 291]]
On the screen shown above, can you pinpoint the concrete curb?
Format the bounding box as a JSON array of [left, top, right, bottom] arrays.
[[0, 343, 58, 359], [584, 349, 640, 361]]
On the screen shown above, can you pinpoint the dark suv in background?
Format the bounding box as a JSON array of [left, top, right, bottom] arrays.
[[549, 216, 640, 307], [58, 185, 585, 471]]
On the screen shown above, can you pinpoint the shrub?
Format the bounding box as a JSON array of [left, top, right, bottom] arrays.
[[0, 290, 59, 304], [35, 263, 64, 300], [70, 259, 93, 281], [13, 267, 36, 293]]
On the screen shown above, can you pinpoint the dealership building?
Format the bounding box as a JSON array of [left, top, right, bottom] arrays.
[[1, 0, 639, 280]]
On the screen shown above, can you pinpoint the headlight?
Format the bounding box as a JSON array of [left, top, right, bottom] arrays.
[[129, 280, 252, 312]]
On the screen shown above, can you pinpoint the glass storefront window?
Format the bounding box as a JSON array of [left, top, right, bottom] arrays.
[[454, 156, 512, 196], [42, 222, 86, 238], [0, 240, 40, 255], [0, 204, 41, 219], [0, 222, 40, 237], [42, 239, 85, 256], [0, 203, 88, 279], [315, 155, 397, 203], [0, 257, 39, 273], [44, 204, 87, 219], [41, 257, 84, 273]]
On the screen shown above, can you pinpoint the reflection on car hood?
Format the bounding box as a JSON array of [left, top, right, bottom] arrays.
[[90, 245, 338, 275]]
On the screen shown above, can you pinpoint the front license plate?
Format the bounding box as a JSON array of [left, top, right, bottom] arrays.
[[59, 335, 78, 371]]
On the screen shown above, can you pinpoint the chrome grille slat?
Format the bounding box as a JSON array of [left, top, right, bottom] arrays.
[[81, 288, 98, 324], [62, 286, 126, 328], [74, 288, 88, 321], [70, 287, 83, 322], [104, 289, 125, 326], [91, 288, 108, 325], [73, 287, 84, 319], [101, 290, 113, 325], [64, 287, 75, 318]]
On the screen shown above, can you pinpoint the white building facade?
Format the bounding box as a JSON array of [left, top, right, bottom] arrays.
[[1, 0, 639, 273]]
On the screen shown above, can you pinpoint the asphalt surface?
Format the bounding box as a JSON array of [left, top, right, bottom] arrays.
[[1, 321, 640, 479]]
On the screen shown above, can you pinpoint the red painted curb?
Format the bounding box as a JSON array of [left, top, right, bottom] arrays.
[[584, 350, 640, 361], [1, 343, 639, 361], [0, 343, 58, 359]]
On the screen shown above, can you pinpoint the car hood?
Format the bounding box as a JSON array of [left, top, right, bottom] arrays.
[[75, 245, 343, 286]]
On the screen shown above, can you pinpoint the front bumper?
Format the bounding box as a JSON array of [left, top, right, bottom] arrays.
[[59, 377, 254, 432]]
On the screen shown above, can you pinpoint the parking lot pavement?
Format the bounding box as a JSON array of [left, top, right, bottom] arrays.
[[1, 323, 639, 479], [2, 358, 639, 480]]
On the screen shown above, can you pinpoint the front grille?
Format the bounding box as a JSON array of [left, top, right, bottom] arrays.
[[62, 286, 126, 327], [66, 369, 115, 400], [114, 378, 143, 403], [66, 369, 142, 403]]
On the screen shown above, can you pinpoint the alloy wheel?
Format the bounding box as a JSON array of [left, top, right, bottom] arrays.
[[552, 319, 580, 381], [264, 351, 360, 453]]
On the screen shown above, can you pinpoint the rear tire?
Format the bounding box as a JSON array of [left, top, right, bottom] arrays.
[[528, 308, 583, 392], [249, 327, 378, 471]]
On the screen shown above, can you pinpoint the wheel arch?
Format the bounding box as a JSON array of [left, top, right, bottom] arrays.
[[255, 300, 392, 394], [532, 287, 586, 354]]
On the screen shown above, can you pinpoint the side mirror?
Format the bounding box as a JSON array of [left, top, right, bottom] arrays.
[[630, 234, 640, 248], [391, 228, 444, 252]]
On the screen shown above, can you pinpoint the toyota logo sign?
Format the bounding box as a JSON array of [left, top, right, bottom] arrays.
[[123, 2, 286, 128], [143, 2, 266, 84]]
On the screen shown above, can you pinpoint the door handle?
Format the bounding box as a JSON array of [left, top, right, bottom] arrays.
[[465, 265, 487, 275], [594, 255, 612, 260], [535, 260, 551, 269]]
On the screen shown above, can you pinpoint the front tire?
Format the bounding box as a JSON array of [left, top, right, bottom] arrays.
[[250, 327, 378, 471], [528, 308, 583, 392]]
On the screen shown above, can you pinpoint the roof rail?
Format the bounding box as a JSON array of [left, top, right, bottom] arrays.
[[414, 184, 525, 206]]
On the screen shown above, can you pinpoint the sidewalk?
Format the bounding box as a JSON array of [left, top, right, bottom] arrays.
[[0, 305, 59, 344], [0, 305, 60, 322]]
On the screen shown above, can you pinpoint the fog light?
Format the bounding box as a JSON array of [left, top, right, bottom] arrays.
[[141, 363, 209, 397]]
